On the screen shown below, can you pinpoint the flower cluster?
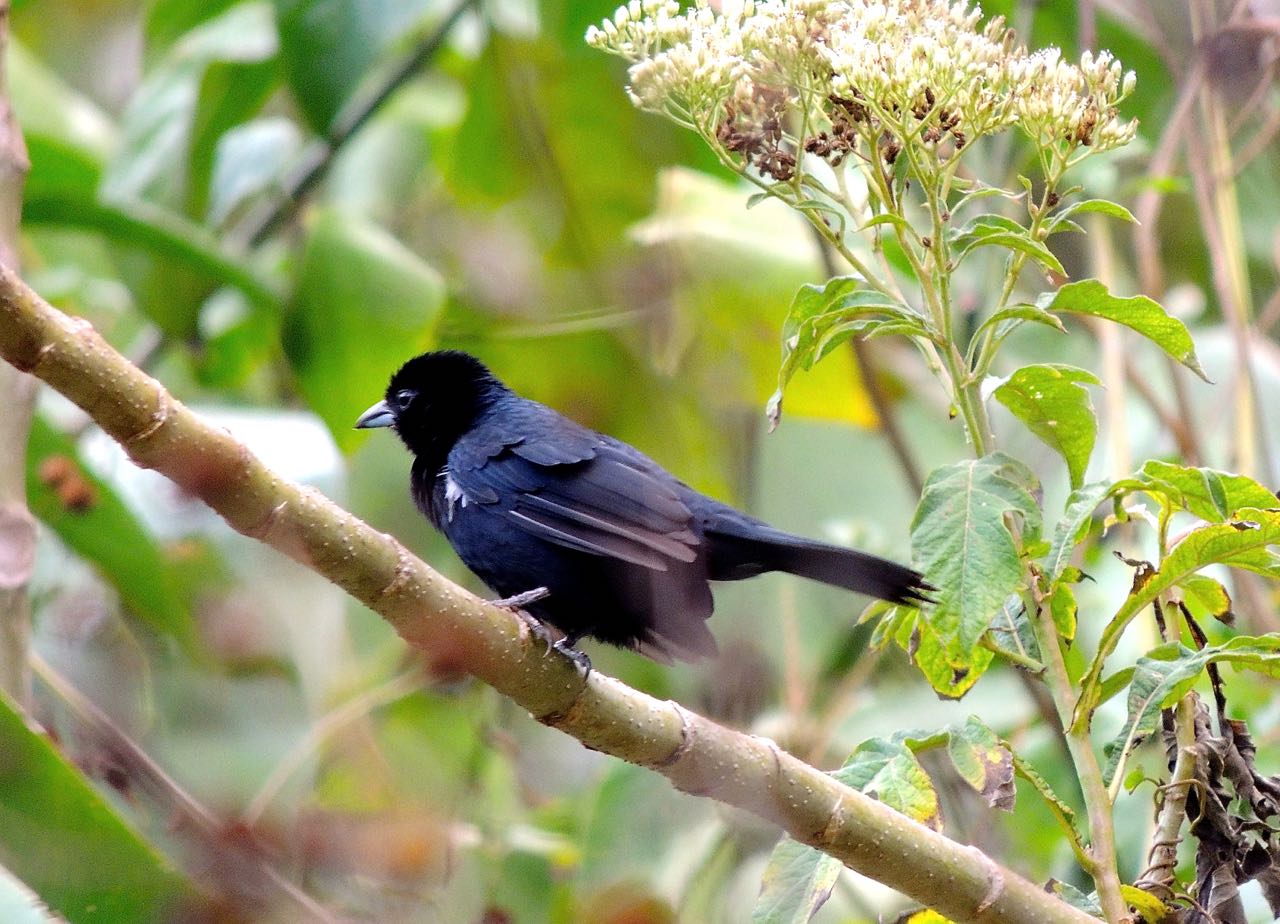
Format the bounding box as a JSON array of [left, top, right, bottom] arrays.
[[587, 0, 1137, 177]]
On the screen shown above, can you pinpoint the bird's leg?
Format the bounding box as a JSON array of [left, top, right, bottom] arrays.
[[490, 587, 556, 653], [552, 633, 592, 678]]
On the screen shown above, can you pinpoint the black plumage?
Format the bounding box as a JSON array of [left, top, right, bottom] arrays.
[[356, 351, 928, 664]]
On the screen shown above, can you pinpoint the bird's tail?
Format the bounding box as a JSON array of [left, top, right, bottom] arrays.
[[765, 538, 931, 606], [703, 507, 931, 606]]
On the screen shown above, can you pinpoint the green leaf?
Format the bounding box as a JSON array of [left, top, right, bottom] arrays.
[[26, 417, 195, 646], [1045, 880, 1101, 916], [1012, 752, 1078, 832], [284, 208, 445, 453], [1045, 480, 1114, 581], [0, 694, 202, 921], [954, 229, 1066, 276], [1135, 460, 1279, 522], [23, 196, 281, 325], [1039, 280, 1208, 380], [984, 595, 1042, 667], [1050, 198, 1137, 230], [906, 619, 994, 698], [832, 739, 941, 830], [1073, 509, 1280, 730], [1177, 573, 1232, 622], [768, 279, 924, 429], [1049, 581, 1078, 642], [972, 303, 1068, 343], [994, 364, 1100, 489], [912, 454, 1041, 653], [948, 212, 1028, 241], [752, 838, 841, 924], [274, 0, 434, 132], [1103, 636, 1280, 786], [946, 717, 1015, 811]]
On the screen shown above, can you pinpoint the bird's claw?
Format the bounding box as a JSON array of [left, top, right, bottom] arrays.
[[552, 636, 592, 678]]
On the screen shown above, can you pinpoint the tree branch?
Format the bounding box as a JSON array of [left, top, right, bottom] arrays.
[[0, 265, 1095, 924]]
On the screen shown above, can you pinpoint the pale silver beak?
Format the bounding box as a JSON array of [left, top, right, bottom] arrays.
[[355, 400, 395, 429]]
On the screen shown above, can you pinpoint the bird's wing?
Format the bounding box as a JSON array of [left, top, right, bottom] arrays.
[[450, 428, 700, 572]]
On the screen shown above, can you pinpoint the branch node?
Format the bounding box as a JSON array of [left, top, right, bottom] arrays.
[[245, 500, 288, 541], [654, 701, 695, 768], [380, 540, 417, 599], [30, 339, 57, 372], [125, 390, 173, 446], [968, 844, 1006, 914]]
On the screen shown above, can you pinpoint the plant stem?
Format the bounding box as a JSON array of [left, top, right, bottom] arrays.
[[1030, 596, 1127, 922]]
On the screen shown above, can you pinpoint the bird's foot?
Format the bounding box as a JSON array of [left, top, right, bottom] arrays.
[[551, 636, 592, 678], [513, 609, 558, 656], [491, 587, 551, 611]]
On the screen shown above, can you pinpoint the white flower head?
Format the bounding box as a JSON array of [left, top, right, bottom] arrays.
[[588, 0, 1137, 175]]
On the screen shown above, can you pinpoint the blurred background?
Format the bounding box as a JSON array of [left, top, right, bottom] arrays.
[[5, 0, 1280, 921]]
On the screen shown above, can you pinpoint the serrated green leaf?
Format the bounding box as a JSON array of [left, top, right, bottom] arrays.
[[1136, 460, 1279, 522], [832, 739, 941, 830], [912, 454, 1041, 653], [1039, 280, 1208, 380], [946, 717, 1015, 811], [284, 208, 444, 452], [1045, 481, 1115, 581], [1074, 509, 1280, 731], [0, 694, 202, 921], [994, 364, 1100, 489], [752, 838, 841, 924]]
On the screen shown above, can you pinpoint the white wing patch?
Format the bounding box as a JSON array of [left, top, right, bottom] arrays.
[[444, 470, 469, 521]]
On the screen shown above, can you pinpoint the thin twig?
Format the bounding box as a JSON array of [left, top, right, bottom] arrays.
[[237, 0, 479, 246]]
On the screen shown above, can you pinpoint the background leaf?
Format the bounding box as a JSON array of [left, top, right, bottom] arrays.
[[752, 838, 841, 924], [284, 208, 445, 452], [0, 695, 202, 922]]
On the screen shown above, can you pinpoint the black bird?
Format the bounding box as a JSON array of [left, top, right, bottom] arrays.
[[356, 351, 928, 666]]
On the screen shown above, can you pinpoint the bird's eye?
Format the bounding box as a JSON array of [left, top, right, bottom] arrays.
[[395, 389, 417, 409]]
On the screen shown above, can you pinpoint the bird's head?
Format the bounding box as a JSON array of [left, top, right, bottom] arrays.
[[355, 350, 505, 458]]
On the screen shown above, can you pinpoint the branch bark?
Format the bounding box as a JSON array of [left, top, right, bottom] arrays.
[[0, 266, 1096, 924]]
